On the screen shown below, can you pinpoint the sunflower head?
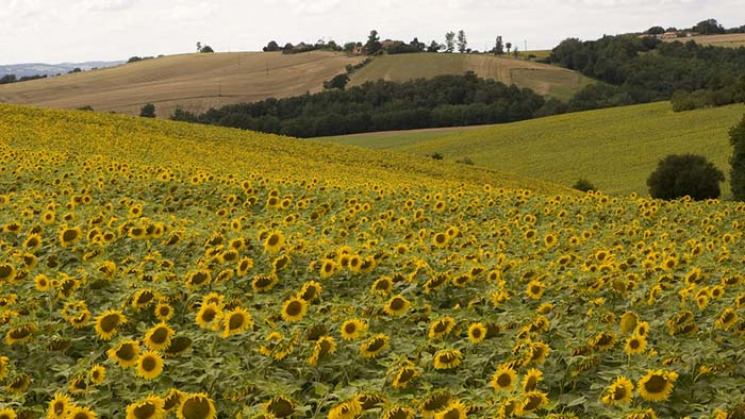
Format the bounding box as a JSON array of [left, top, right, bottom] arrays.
[[178, 393, 217, 419], [637, 369, 679, 402]]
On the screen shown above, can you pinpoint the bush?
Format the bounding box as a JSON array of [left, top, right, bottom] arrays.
[[573, 178, 595, 192], [730, 114, 745, 200], [140, 103, 156, 118], [647, 154, 724, 200], [431, 152, 444, 160]]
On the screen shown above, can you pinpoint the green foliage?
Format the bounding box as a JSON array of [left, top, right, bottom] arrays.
[[140, 103, 156, 118], [323, 74, 350, 90], [200, 45, 214, 53], [647, 154, 724, 200], [729, 114, 745, 200], [431, 152, 444, 160], [694, 18, 725, 35], [364, 30, 382, 55], [573, 178, 596, 192]]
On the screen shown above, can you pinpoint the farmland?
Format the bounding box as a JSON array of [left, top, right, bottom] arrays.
[[0, 103, 745, 418], [348, 53, 594, 101], [322, 102, 745, 197], [0, 52, 592, 118], [663, 33, 745, 48]]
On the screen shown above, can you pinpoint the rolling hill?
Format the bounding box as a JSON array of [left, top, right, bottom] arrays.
[[0, 51, 365, 118], [348, 53, 594, 101], [0, 52, 592, 118], [320, 102, 745, 196]]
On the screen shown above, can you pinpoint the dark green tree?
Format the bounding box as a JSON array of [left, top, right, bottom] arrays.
[[729, 114, 745, 200], [364, 30, 382, 54], [694, 19, 725, 35], [647, 154, 724, 200], [573, 178, 596, 192], [200, 45, 214, 53], [140, 103, 156, 118], [263, 41, 280, 52], [323, 74, 350, 90], [494, 36, 504, 55], [427, 40, 443, 53], [647, 26, 665, 35]]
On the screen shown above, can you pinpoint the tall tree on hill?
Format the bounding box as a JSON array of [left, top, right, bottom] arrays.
[[506, 42, 512, 54], [695, 18, 725, 35], [427, 40, 443, 53], [364, 30, 382, 55], [445, 32, 456, 53], [457, 30, 468, 53], [494, 36, 504, 55]]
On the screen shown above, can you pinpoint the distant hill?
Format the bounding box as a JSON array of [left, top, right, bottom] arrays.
[[349, 53, 594, 101], [320, 102, 745, 196], [0, 51, 592, 118], [0, 61, 123, 78]]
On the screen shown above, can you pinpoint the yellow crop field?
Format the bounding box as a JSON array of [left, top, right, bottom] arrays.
[[1, 104, 744, 418]]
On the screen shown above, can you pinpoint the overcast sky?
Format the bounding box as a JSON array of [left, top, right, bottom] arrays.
[[1, 0, 743, 64]]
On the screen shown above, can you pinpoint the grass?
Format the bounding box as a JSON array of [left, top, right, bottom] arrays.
[[664, 33, 745, 48], [0, 51, 364, 118], [349, 53, 594, 101], [321, 102, 745, 197]]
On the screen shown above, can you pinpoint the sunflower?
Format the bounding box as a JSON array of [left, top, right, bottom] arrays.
[[0, 356, 8, 381], [0, 409, 15, 419], [94, 309, 126, 340], [6, 374, 30, 393], [252, 274, 278, 293], [432, 232, 449, 248], [5, 324, 36, 345], [519, 391, 548, 415], [371, 276, 393, 295], [154, 303, 174, 322], [263, 231, 285, 253], [715, 307, 738, 330], [308, 336, 336, 366], [434, 401, 467, 419], [383, 295, 411, 316], [144, 323, 175, 350], [47, 393, 71, 419], [467, 322, 487, 344], [354, 393, 387, 412], [89, 364, 106, 385], [236, 257, 254, 276], [526, 280, 545, 299], [601, 376, 634, 405], [185, 271, 211, 290], [392, 363, 420, 389], [163, 388, 185, 412], [522, 368, 543, 392], [165, 336, 193, 357], [635, 321, 650, 337], [526, 341, 550, 364], [132, 289, 157, 310], [328, 400, 362, 419], [67, 406, 97, 419], [433, 349, 462, 370], [298, 281, 322, 302], [491, 366, 517, 391], [624, 335, 647, 356], [636, 369, 678, 402], [281, 297, 308, 322], [340, 318, 367, 340], [59, 226, 82, 247], [383, 406, 416, 419], [420, 391, 452, 417], [68, 375, 87, 394], [126, 396, 165, 419], [496, 398, 520, 419], [35, 274, 51, 291], [221, 307, 253, 338], [428, 317, 456, 340], [360, 334, 390, 358], [424, 273, 449, 293], [195, 303, 222, 330], [619, 312, 638, 334], [177, 393, 217, 419], [319, 259, 336, 279], [264, 395, 294, 418], [137, 351, 164, 380], [591, 332, 616, 351]]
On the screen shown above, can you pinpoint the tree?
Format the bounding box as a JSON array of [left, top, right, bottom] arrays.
[[573, 178, 596, 192], [427, 40, 443, 53], [200, 45, 214, 53], [506, 42, 512, 53], [323, 74, 349, 90], [494, 36, 504, 55], [140, 103, 156, 118], [410, 37, 425, 52], [647, 154, 724, 200], [457, 30, 467, 53], [196, 41, 202, 52], [695, 19, 725, 35], [445, 32, 456, 53], [647, 26, 665, 35], [364, 30, 382, 54], [263, 41, 280, 52], [730, 114, 745, 200]]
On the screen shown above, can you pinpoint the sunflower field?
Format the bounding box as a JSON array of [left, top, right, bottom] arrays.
[[0, 103, 744, 419]]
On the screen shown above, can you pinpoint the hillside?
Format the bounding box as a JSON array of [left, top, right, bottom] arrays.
[[0, 51, 364, 118], [0, 52, 592, 118], [321, 102, 745, 196], [349, 53, 594, 101]]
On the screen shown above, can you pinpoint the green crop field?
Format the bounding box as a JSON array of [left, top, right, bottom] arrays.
[[348, 53, 594, 101], [321, 102, 745, 197]]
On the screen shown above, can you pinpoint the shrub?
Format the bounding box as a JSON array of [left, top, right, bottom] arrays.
[[573, 178, 595, 192], [431, 152, 444, 160], [140, 103, 156, 118], [730, 114, 745, 200], [456, 157, 475, 165], [647, 154, 724, 200]]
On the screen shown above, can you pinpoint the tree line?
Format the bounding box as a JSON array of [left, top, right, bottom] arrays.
[[548, 23, 745, 112], [0, 74, 47, 84], [170, 73, 557, 137]]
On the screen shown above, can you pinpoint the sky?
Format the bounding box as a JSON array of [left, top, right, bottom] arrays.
[[1, 0, 743, 65]]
